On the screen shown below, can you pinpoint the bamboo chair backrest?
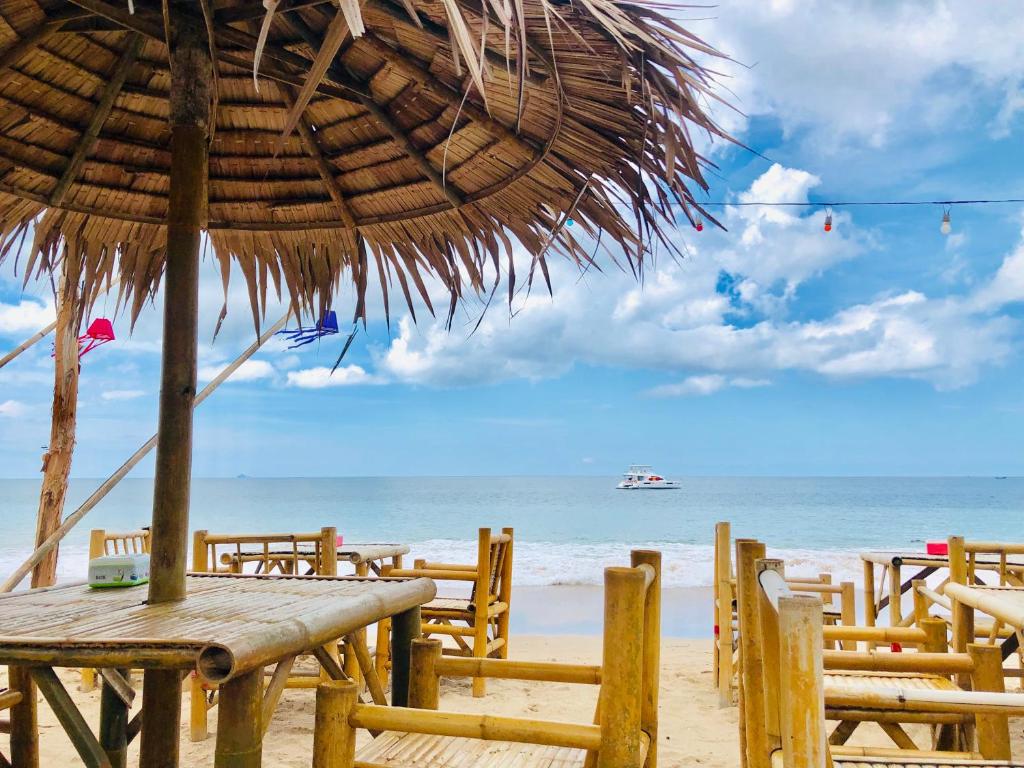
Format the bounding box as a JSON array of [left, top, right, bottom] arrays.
[[412, 527, 514, 608], [949, 535, 1024, 587], [347, 549, 660, 768], [191, 527, 338, 576], [88, 528, 151, 559]]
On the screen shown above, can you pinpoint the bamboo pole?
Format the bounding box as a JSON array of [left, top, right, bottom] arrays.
[[756, 559, 784, 754], [140, 12, 212, 768], [632, 549, 661, 768], [32, 254, 83, 589], [214, 668, 263, 768], [312, 680, 358, 768], [408, 638, 441, 710], [390, 606, 421, 707], [597, 566, 645, 768], [0, 319, 56, 369], [497, 526, 514, 659], [736, 539, 769, 768], [472, 527, 491, 698], [968, 643, 1010, 759], [862, 559, 876, 651], [713, 522, 729, 695], [777, 595, 826, 768], [99, 668, 130, 768], [0, 313, 289, 594], [31, 667, 109, 768], [9, 665, 38, 768], [839, 582, 856, 651]]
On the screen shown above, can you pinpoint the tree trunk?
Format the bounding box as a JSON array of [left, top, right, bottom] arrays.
[[31, 255, 82, 588]]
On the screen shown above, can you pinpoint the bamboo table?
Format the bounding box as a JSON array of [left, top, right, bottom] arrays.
[[0, 572, 435, 767], [860, 551, 1024, 629], [944, 582, 1024, 659], [227, 543, 410, 576]]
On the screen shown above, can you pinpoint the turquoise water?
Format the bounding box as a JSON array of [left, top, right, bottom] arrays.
[[2, 476, 1021, 588]]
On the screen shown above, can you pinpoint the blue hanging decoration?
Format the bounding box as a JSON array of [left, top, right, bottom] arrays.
[[276, 310, 340, 349]]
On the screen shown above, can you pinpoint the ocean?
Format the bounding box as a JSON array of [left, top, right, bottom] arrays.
[[2, 475, 1021, 590]]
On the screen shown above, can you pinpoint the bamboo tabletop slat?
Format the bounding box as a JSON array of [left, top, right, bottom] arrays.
[[0, 573, 435, 682], [943, 583, 1024, 630], [860, 552, 1024, 568]]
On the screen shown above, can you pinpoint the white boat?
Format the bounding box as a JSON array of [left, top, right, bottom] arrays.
[[616, 465, 680, 490]]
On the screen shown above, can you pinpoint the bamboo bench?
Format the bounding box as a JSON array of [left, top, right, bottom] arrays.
[[383, 526, 514, 697], [756, 589, 1024, 767], [310, 549, 660, 768], [715, 523, 856, 707], [79, 528, 152, 693]]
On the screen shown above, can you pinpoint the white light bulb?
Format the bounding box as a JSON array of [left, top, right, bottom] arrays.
[[940, 211, 951, 235]]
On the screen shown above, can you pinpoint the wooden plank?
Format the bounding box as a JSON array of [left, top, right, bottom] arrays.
[[30, 668, 110, 768]]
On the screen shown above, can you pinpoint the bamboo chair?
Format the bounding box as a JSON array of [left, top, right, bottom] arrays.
[[715, 523, 856, 707], [382, 527, 514, 697], [79, 528, 152, 693], [755, 588, 1024, 767], [189, 527, 377, 742], [311, 550, 661, 768]]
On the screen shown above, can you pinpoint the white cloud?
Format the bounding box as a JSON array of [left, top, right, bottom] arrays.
[[101, 389, 146, 401], [0, 298, 54, 335], [0, 399, 27, 417], [647, 375, 771, 398], [372, 165, 1024, 392], [198, 359, 275, 383], [286, 365, 383, 389]]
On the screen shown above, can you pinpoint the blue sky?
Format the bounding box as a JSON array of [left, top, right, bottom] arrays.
[[3, 1, 1024, 478]]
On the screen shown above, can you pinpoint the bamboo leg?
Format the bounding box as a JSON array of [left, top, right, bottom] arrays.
[[497, 527, 514, 660], [261, 656, 296, 737], [9, 666, 38, 768], [312, 681, 357, 768], [969, 643, 1011, 759], [718, 577, 734, 707], [99, 668, 130, 768], [374, 617, 390, 688], [632, 550, 661, 768], [756, 559, 784, 755], [862, 559, 877, 651], [214, 668, 263, 768], [736, 540, 769, 768], [778, 596, 827, 768], [189, 672, 209, 742], [713, 523, 730, 691], [408, 638, 441, 710], [391, 606, 421, 707], [347, 635, 386, 706], [887, 563, 902, 627], [472, 528, 490, 698], [596, 566, 645, 768], [840, 582, 857, 651], [140, 670, 183, 768]]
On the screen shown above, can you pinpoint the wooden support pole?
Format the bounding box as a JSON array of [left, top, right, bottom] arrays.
[[260, 656, 296, 736], [862, 559, 876, 650], [472, 527, 491, 697], [312, 680, 358, 768], [968, 643, 1011, 760], [756, 558, 784, 755], [391, 605, 421, 707], [31, 667, 110, 768], [839, 582, 856, 651], [736, 539, 769, 768], [887, 563, 902, 627], [632, 549, 661, 768], [347, 634, 387, 705], [214, 668, 263, 768], [713, 522, 729, 692], [596, 566, 644, 768], [0, 320, 56, 370], [9, 666, 38, 768], [497, 526, 514, 659], [31, 254, 82, 589], [777, 595, 827, 768], [99, 668, 130, 768], [408, 638, 441, 710]]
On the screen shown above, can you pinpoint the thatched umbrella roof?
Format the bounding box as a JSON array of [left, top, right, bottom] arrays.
[[0, 0, 729, 324], [0, 4, 730, 760]]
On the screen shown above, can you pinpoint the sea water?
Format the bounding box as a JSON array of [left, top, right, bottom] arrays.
[[2, 475, 1021, 589]]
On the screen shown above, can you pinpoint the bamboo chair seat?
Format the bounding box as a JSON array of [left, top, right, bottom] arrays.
[[834, 759, 1024, 767], [356, 731, 586, 768], [423, 597, 475, 614], [825, 670, 961, 693]]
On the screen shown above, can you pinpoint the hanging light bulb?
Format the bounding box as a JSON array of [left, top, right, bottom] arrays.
[[823, 211, 833, 233], [566, 217, 574, 227], [695, 216, 704, 232], [940, 209, 951, 235]]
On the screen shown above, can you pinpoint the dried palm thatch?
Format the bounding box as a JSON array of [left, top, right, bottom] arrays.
[[0, 0, 731, 326]]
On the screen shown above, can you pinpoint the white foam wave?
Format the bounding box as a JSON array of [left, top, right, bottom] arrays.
[[0, 540, 865, 590]]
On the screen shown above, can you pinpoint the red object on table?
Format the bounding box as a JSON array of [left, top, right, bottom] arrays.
[[926, 541, 948, 555]]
